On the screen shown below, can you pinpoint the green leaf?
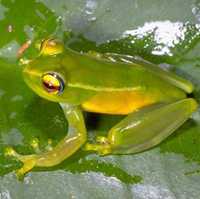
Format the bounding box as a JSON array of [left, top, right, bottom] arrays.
[[0, 0, 200, 198]]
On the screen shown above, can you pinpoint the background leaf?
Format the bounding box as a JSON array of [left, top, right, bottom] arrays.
[[0, 0, 200, 198]]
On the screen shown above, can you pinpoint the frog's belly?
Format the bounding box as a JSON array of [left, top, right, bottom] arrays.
[[81, 91, 155, 115]]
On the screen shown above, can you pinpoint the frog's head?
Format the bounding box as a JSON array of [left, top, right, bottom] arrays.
[[22, 39, 69, 103]]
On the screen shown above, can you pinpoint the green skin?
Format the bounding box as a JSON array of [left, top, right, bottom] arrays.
[[5, 40, 198, 177]]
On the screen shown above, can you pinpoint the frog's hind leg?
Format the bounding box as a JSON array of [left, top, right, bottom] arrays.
[[5, 104, 87, 178], [85, 98, 198, 155]]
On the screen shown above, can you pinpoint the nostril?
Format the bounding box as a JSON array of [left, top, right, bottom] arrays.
[[19, 58, 32, 66]]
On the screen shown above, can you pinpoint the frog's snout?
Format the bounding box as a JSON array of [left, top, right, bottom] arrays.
[[22, 61, 42, 94], [19, 58, 32, 66], [20, 59, 36, 81], [22, 58, 41, 78]]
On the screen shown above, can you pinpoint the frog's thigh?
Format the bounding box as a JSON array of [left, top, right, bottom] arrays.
[[108, 98, 197, 154], [85, 98, 197, 155]]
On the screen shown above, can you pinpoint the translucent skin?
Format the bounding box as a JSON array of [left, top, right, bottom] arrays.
[[6, 39, 198, 178]]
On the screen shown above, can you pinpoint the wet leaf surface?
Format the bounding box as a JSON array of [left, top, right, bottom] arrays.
[[0, 0, 200, 198]]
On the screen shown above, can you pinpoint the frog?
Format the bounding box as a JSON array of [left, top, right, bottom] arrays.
[[5, 38, 198, 177]]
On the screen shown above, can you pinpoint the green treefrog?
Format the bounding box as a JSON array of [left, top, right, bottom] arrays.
[[5, 38, 198, 177]]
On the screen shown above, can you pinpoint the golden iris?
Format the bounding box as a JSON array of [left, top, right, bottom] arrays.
[[42, 72, 64, 94]]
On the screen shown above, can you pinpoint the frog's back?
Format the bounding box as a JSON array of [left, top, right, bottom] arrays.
[[61, 52, 187, 114]]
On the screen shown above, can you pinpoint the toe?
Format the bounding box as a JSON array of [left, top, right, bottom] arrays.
[[16, 155, 37, 179], [4, 147, 19, 158], [84, 143, 111, 155], [30, 138, 41, 153]]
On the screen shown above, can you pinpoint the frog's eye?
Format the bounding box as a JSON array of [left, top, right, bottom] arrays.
[[42, 72, 64, 95], [39, 38, 64, 56]]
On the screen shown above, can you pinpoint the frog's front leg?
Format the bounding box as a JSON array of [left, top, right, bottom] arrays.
[[5, 103, 87, 177], [85, 98, 197, 155]]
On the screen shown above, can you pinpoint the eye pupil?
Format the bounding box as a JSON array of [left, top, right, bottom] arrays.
[[42, 72, 64, 94], [42, 81, 60, 92]]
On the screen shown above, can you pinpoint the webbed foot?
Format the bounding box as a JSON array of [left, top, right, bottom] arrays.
[[4, 147, 37, 179]]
